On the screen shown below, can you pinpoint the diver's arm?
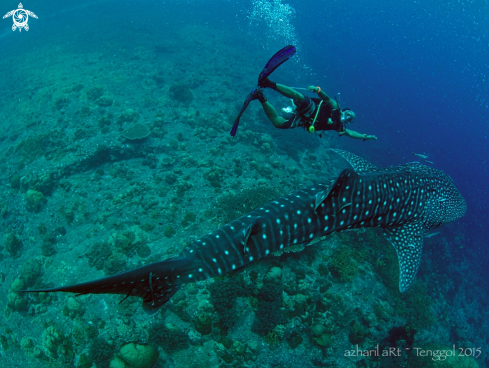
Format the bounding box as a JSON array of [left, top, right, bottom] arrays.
[[343, 128, 377, 141], [306, 86, 338, 108]]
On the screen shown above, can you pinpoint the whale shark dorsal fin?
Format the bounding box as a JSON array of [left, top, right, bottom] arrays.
[[382, 222, 424, 292], [242, 218, 262, 254], [330, 149, 377, 173], [314, 190, 328, 211]]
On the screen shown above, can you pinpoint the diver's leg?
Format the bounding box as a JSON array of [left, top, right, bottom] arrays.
[[259, 78, 304, 105], [261, 101, 288, 128], [275, 84, 304, 104], [251, 87, 288, 128]]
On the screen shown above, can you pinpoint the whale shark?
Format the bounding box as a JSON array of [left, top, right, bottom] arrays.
[[24, 150, 467, 313]]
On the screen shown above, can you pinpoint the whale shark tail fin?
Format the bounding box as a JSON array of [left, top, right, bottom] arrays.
[[22, 257, 194, 314]]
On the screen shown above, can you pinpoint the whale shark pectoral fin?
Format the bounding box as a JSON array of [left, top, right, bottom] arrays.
[[382, 222, 424, 293], [330, 149, 377, 172]]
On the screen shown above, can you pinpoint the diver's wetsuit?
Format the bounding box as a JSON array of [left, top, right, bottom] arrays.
[[283, 97, 346, 133]]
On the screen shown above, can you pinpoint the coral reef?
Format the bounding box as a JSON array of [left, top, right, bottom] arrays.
[[148, 323, 189, 353], [0, 15, 486, 368], [110, 343, 159, 368], [88, 337, 115, 368], [181, 211, 196, 227], [252, 268, 287, 336], [169, 83, 194, 105], [193, 311, 212, 335], [328, 245, 358, 282], [209, 275, 249, 332], [25, 189, 47, 212], [214, 186, 283, 224], [311, 324, 333, 348], [163, 225, 176, 238], [4, 232, 23, 258], [86, 86, 105, 101], [10, 173, 21, 189], [117, 109, 139, 125], [121, 123, 151, 140], [7, 277, 28, 311]]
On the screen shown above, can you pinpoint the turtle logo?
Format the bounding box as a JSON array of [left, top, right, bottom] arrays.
[[3, 3, 38, 32]]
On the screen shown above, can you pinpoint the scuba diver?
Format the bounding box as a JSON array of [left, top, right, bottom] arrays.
[[231, 45, 377, 141], [252, 82, 377, 140]]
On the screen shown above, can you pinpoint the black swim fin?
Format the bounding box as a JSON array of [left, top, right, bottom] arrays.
[[230, 45, 296, 137], [230, 88, 261, 137], [258, 45, 296, 85]]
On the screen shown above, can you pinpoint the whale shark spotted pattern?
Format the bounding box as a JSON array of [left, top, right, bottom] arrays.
[[25, 150, 467, 313]]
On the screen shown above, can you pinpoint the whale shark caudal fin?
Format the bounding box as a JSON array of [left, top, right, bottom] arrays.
[[382, 222, 424, 292], [22, 257, 194, 314]]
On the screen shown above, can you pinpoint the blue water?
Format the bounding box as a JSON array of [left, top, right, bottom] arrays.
[[292, 0, 489, 259], [249, 0, 489, 262], [1, 0, 487, 366]]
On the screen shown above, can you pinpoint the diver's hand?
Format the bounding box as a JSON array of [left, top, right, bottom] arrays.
[[307, 85, 319, 93], [365, 135, 377, 141]]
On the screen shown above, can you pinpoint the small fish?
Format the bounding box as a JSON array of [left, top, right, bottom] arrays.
[[413, 152, 429, 159], [424, 232, 440, 238]]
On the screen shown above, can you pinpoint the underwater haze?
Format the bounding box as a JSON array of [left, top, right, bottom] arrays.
[[0, 0, 487, 367]]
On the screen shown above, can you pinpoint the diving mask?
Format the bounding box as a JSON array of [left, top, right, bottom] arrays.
[[340, 109, 356, 124]]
